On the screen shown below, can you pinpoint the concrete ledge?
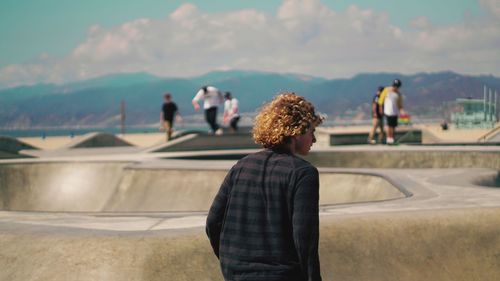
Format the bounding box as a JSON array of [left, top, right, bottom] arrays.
[[150, 133, 260, 152], [306, 149, 500, 169], [330, 129, 422, 145]]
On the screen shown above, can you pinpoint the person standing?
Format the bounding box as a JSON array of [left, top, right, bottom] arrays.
[[206, 93, 323, 281], [160, 93, 180, 141], [223, 92, 240, 133], [192, 85, 223, 135], [378, 79, 404, 144], [367, 86, 385, 144]]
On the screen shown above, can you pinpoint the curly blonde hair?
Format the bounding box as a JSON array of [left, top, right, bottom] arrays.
[[253, 92, 322, 149]]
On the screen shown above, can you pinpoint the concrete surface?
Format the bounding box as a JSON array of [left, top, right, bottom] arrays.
[[1, 207, 498, 281], [0, 141, 500, 281]]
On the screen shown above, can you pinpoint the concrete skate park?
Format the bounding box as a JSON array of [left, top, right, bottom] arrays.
[[1, 127, 500, 281]]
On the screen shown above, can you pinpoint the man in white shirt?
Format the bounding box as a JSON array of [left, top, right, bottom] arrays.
[[223, 92, 240, 133], [192, 86, 224, 135], [378, 79, 404, 144]]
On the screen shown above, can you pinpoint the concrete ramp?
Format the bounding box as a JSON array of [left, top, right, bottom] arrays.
[[150, 133, 260, 153], [330, 128, 422, 145], [0, 162, 405, 212], [64, 132, 133, 148], [0, 136, 37, 159]]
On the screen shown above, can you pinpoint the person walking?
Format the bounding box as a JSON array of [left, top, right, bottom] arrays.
[[206, 92, 323, 281], [223, 92, 240, 133], [192, 85, 223, 135], [378, 79, 404, 144], [367, 86, 385, 144], [160, 93, 180, 141]]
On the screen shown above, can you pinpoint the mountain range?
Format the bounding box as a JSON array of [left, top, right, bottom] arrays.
[[0, 70, 499, 128]]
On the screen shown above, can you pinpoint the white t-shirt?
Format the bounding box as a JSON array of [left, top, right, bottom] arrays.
[[384, 91, 400, 116], [224, 98, 239, 118], [193, 86, 223, 109]]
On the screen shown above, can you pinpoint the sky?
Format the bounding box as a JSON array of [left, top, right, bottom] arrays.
[[0, 0, 499, 88]]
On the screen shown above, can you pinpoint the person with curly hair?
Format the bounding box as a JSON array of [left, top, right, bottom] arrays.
[[206, 93, 323, 281]]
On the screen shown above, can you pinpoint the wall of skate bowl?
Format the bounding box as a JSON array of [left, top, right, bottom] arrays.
[[305, 150, 500, 169], [0, 162, 406, 212], [474, 171, 500, 188], [166, 149, 500, 169], [1, 208, 499, 281]]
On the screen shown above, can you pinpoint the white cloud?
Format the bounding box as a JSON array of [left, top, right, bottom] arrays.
[[0, 0, 499, 88]]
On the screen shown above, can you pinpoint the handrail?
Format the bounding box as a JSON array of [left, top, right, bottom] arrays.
[[478, 123, 500, 142]]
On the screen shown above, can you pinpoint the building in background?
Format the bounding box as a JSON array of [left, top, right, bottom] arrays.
[[451, 86, 498, 129]]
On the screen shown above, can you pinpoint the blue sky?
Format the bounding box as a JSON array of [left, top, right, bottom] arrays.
[[0, 0, 498, 88]]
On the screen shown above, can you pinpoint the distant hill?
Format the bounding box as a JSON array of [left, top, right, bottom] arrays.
[[0, 70, 498, 127]]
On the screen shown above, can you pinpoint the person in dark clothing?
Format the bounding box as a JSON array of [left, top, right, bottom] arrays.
[[160, 93, 179, 141], [206, 93, 323, 281], [223, 92, 240, 133], [367, 86, 385, 144]]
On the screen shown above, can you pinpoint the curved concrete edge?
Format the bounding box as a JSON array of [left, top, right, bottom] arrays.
[[1, 207, 499, 281], [0, 161, 406, 212]]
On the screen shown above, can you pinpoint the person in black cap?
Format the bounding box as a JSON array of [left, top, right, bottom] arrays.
[[367, 86, 385, 144], [378, 79, 405, 144]]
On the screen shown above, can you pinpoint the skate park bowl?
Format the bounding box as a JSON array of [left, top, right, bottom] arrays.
[[1, 144, 500, 280], [0, 161, 406, 212]]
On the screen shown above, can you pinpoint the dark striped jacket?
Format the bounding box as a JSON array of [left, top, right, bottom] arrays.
[[206, 149, 322, 281]]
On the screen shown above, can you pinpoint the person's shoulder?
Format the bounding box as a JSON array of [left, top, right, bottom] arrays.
[[236, 149, 267, 163], [291, 155, 316, 172]]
